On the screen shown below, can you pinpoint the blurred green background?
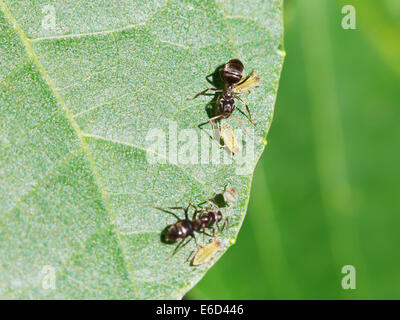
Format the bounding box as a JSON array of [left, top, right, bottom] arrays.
[[188, 0, 400, 299]]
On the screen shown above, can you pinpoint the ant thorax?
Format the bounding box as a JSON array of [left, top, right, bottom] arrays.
[[193, 215, 210, 231], [220, 92, 236, 116]]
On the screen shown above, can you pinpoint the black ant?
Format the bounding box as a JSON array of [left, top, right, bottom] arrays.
[[153, 201, 228, 258], [188, 59, 260, 126]]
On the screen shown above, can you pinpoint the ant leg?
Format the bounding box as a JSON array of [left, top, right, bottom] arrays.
[[211, 227, 216, 237], [231, 115, 255, 141], [209, 114, 224, 124], [188, 200, 200, 214], [153, 205, 186, 211], [167, 236, 194, 260], [192, 234, 200, 248], [215, 221, 220, 233], [200, 227, 215, 244], [200, 229, 214, 238], [167, 239, 185, 260], [225, 217, 229, 231], [215, 94, 223, 116], [151, 205, 182, 220], [186, 236, 199, 262], [187, 88, 222, 100], [219, 67, 226, 83], [220, 218, 229, 232], [234, 95, 256, 126], [210, 96, 223, 138], [190, 201, 206, 221], [193, 207, 204, 221], [218, 220, 226, 233], [198, 96, 222, 140], [183, 201, 193, 220], [206, 200, 219, 210], [245, 105, 256, 127]]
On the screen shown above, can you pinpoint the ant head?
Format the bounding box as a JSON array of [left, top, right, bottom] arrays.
[[214, 210, 223, 223]]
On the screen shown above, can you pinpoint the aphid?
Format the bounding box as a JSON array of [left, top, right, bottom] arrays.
[[192, 240, 222, 266], [219, 121, 241, 155], [222, 185, 238, 204], [153, 201, 228, 258], [188, 59, 260, 126]]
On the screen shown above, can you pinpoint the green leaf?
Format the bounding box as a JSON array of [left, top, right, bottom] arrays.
[[0, 0, 284, 299]]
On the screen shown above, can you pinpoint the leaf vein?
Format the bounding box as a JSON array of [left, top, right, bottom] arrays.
[[28, 0, 169, 43], [0, 0, 140, 296], [81, 132, 210, 191], [0, 57, 30, 87], [5, 148, 83, 215]]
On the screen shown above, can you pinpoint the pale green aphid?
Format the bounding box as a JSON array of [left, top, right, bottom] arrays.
[[192, 240, 222, 266]]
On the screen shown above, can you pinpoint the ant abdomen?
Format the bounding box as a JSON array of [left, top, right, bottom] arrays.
[[223, 59, 244, 85], [164, 220, 193, 243]]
